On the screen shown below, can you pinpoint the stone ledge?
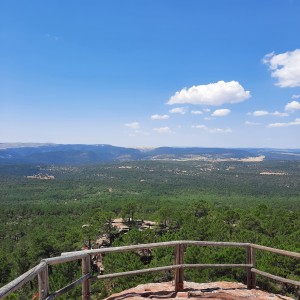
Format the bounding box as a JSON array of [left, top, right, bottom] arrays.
[[104, 281, 294, 300]]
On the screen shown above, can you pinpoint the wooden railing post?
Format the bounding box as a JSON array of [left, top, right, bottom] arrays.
[[38, 265, 49, 300], [247, 246, 256, 289], [82, 255, 91, 300], [174, 243, 184, 292]]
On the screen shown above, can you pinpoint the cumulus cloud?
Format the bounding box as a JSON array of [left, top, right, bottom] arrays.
[[292, 94, 300, 99], [209, 128, 232, 133], [249, 110, 269, 117], [191, 110, 203, 115], [267, 118, 300, 128], [211, 109, 231, 117], [248, 110, 288, 117], [192, 125, 207, 130], [263, 49, 300, 87], [192, 125, 232, 133], [245, 121, 261, 126], [125, 122, 140, 129], [151, 114, 169, 120], [153, 127, 172, 134], [167, 81, 251, 106], [169, 107, 187, 114], [272, 111, 289, 117], [285, 101, 300, 112]]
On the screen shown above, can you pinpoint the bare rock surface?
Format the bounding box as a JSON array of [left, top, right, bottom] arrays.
[[104, 281, 293, 300]]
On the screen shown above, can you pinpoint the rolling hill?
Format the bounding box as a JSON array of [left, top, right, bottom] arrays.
[[0, 143, 300, 165]]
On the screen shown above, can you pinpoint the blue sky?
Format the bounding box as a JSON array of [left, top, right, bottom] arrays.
[[1, 0, 300, 148]]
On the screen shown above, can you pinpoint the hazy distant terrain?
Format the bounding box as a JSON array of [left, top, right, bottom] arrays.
[[1, 143, 300, 165]]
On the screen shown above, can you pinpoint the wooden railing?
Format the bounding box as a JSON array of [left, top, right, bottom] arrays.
[[0, 241, 300, 300]]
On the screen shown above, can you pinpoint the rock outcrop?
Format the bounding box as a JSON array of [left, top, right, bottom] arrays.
[[104, 281, 294, 300]]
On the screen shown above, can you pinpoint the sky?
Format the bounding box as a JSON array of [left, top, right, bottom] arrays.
[[1, 0, 300, 148]]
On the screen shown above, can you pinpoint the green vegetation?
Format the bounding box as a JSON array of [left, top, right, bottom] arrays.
[[0, 160, 300, 299]]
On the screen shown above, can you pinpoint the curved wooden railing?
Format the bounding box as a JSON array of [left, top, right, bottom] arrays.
[[0, 241, 300, 299]]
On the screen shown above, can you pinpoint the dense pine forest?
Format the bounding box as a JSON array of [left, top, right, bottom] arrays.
[[1, 160, 300, 299]]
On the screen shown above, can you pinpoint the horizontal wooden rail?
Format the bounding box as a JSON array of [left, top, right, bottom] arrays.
[[251, 244, 300, 259], [92, 264, 253, 280], [61, 241, 181, 257], [43, 253, 90, 265], [184, 241, 251, 248], [182, 263, 253, 269], [252, 268, 300, 287], [0, 241, 299, 300], [61, 240, 251, 257], [95, 265, 180, 280]]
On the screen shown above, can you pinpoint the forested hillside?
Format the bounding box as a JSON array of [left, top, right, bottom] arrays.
[[1, 143, 300, 165], [0, 160, 300, 299]]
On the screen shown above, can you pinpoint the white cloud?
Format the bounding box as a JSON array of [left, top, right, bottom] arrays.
[[151, 114, 169, 120], [292, 94, 300, 99], [169, 107, 187, 114], [263, 49, 300, 87], [192, 125, 232, 133], [267, 118, 300, 128], [248, 110, 288, 117], [209, 128, 232, 133], [192, 125, 207, 130], [153, 127, 172, 134], [245, 121, 261, 126], [272, 111, 289, 117], [125, 122, 140, 129], [191, 110, 203, 115], [167, 81, 251, 106], [285, 101, 300, 112], [211, 108, 231, 117], [250, 110, 269, 117]]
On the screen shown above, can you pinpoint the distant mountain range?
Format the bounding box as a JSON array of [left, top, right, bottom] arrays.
[[0, 143, 300, 165]]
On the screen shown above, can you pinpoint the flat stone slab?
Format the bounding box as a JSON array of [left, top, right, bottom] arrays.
[[104, 281, 294, 300]]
